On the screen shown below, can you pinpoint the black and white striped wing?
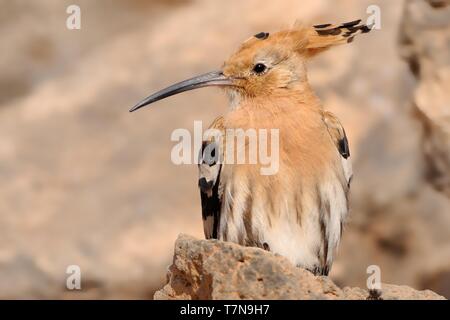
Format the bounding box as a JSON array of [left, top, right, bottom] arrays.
[[198, 117, 225, 239], [313, 111, 352, 276]]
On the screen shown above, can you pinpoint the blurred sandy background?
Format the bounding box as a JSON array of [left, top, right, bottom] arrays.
[[0, 0, 449, 299]]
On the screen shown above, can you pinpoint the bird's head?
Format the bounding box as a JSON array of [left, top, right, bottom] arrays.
[[130, 20, 371, 112]]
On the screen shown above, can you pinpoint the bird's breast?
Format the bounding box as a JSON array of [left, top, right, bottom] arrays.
[[216, 101, 346, 270]]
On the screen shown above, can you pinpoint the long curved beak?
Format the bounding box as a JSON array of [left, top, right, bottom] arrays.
[[129, 70, 233, 112]]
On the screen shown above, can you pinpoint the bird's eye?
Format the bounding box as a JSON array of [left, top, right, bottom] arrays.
[[253, 63, 267, 74]]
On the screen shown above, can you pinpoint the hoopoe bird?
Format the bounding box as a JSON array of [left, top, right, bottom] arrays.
[[130, 20, 371, 275]]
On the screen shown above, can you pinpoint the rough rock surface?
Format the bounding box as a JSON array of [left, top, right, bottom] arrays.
[[399, 0, 450, 195], [154, 235, 445, 300]]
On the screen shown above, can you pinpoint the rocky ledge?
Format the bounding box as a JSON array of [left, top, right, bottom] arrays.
[[154, 234, 445, 300]]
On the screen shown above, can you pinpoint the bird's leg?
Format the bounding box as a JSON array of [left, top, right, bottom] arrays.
[[303, 265, 330, 277], [367, 289, 383, 300]]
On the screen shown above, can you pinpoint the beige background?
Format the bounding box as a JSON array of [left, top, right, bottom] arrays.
[[0, 0, 449, 299]]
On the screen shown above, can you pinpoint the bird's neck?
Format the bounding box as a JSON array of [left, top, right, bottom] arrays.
[[227, 83, 322, 114], [224, 85, 324, 133]]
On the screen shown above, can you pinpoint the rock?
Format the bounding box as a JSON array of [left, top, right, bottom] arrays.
[[399, 0, 450, 196], [154, 235, 445, 300]]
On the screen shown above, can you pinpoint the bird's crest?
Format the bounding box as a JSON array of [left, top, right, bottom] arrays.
[[305, 19, 373, 57], [242, 19, 372, 58]]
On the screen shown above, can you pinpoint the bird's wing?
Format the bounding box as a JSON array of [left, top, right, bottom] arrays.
[[198, 116, 225, 239], [314, 111, 352, 275], [322, 110, 352, 187]]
